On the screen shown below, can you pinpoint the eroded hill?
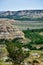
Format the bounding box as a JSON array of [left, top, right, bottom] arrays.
[[0, 10, 43, 21], [0, 19, 24, 40]]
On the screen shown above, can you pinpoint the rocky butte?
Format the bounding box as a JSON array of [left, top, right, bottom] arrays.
[[0, 19, 25, 40]]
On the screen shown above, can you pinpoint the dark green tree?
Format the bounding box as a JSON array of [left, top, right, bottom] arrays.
[[6, 42, 29, 65]]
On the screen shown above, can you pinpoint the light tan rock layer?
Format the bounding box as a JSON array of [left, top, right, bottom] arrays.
[[0, 19, 24, 40]]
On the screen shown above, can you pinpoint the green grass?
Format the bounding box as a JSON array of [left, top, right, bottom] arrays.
[[13, 20, 43, 30], [0, 62, 13, 65]]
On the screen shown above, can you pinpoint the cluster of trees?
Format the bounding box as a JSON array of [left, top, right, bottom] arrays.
[[23, 29, 43, 50], [6, 42, 29, 65], [0, 15, 43, 21], [0, 39, 29, 65], [24, 43, 43, 50]]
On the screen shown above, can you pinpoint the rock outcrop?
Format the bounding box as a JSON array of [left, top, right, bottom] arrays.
[[0, 19, 24, 40]]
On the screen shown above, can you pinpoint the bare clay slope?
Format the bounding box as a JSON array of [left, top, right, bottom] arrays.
[[0, 19, 24, 40]]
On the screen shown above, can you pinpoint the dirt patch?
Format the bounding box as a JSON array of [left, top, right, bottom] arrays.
[[39, 32, 43, 36]]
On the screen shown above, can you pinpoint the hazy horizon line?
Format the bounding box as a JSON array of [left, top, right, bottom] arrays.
[[0, 9, 43, 11]]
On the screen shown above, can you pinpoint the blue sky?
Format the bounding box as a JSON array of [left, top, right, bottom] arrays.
[[0, 0, 43, 11]]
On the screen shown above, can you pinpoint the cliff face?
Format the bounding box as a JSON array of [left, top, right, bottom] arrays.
[[0, 10, 43, 16], [0, 19, 24, 40], [0, 10, 43, 21]]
